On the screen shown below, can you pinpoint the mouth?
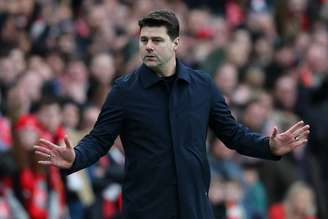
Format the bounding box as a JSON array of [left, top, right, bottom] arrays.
[[144, 55, 157, 60]]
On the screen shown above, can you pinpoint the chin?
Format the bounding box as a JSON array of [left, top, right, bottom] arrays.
[[144, 61, 159, 68]]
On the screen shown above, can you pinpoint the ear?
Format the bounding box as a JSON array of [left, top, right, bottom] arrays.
[[173, 37, 180, 51]]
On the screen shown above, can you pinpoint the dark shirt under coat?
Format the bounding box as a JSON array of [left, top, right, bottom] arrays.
[[64, 59, 279, 219]]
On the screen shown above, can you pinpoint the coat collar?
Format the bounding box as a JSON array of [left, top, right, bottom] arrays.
[[139, 59, 191, 88]]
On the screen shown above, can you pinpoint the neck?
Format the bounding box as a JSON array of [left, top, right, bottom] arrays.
[[153, 58, 176, 77]]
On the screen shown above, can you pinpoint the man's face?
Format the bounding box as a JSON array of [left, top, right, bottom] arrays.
[[139, 26, 179, 70]]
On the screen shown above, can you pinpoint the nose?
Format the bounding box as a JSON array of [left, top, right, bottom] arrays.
[[145, 41, 154, 53]]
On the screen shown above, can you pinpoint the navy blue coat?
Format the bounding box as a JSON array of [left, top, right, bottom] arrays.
[[65, 60, 279, 219]]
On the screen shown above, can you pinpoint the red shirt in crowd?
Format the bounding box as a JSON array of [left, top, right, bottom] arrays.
[[269, 204, 317, 219]]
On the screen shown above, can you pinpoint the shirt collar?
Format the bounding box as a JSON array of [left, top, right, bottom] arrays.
[[139, 59, 191, 88]]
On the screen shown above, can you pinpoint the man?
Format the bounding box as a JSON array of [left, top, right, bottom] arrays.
[[34, 10, 310, 219]]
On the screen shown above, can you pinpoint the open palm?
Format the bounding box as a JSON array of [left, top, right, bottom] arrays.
[[269, 121, 310, 156], [34, 136, 75, 169]]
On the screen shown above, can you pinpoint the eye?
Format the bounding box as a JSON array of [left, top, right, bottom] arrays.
[[140, 38, 148, 43], [152, 38, 162, 43]]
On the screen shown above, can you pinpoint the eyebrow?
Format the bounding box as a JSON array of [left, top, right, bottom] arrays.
[[140, 36, 164, 40]]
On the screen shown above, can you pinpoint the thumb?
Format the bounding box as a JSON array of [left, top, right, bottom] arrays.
[[271, 127, 278, 139], [64, 135, 73, 149]]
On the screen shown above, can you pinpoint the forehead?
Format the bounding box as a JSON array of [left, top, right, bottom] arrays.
[[39, 103, 60, 112], [139, 26, 169, 38]]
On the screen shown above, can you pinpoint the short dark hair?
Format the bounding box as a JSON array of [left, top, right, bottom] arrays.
[[138, 9, 180, 40]]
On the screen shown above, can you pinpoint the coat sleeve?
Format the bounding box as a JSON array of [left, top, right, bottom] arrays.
[[63, 82, 125, 175], [208, 79, 280, 160]]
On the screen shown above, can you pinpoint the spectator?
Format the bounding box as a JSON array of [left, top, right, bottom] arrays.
[[0, 150, 28, 219], [242, 163, 267, 219], [268, 181, 317, 219]]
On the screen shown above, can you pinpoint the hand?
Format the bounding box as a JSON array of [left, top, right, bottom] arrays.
[[33, 136, 75, 169], [269, 121, 310, 156]]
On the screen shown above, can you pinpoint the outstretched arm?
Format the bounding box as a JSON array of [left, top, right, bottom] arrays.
[[209, 77, 310, 159], [34, 81, 125, 174]]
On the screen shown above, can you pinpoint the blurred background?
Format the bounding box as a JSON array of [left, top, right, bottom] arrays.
[[0, 0, 327, 218]]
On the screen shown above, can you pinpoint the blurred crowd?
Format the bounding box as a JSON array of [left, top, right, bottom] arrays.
[[0, 0, 327, 219]]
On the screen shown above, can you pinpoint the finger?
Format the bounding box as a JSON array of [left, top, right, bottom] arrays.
[[295, 130, 310, 141], [291, 138, 308, 148], [292, 124, 310, 137], [286, 121, 305, 134], [35, 151, 51, 160], [271, 127, 278, 139], [38, 138, 59, 149], [38, 160, 52, 166], [34, 145, 52, 155], [64, 135, 73, 149]]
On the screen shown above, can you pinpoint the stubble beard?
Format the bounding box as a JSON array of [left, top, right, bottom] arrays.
[[143, 55, 161, 69]]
